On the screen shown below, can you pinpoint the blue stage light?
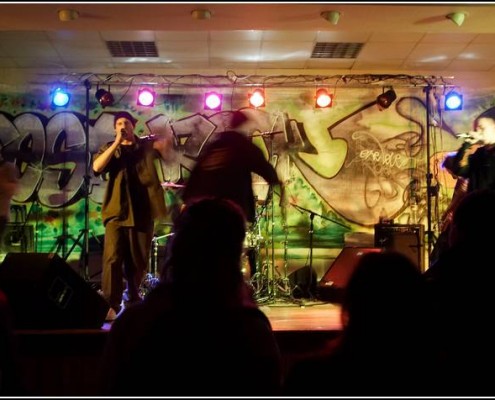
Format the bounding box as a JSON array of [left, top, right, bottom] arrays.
[[51, 88, 70, 107], [444, 91, 463, 111]]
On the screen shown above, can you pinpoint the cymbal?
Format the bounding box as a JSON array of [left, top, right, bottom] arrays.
[[161, 182, 185, 189]]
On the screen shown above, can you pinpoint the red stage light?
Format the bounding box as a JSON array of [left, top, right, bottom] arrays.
[[248, 89, 265, 108], [315, 88, 333, 108]]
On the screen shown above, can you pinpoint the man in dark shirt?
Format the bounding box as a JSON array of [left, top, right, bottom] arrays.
[[451, 107, 495, 192], [93, 111, 171, 320], [181, 110, 285, 278]]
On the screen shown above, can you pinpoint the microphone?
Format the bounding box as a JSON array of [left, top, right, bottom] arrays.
[[139, 134, 157, 141], [456, 133, 482, 144], [249, 131, 284, 138]]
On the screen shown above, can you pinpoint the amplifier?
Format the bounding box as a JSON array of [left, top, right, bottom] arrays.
[[1, 223, 34, 254], [374, 224, 425, 272]]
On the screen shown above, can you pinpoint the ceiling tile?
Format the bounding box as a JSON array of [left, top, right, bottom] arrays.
[[260, 41, 313, 61], [13, 57, 66, 68], [0, 40, 59, 58], [471, 33, 495, 44], [46, 31, 102, 41], [358, 42, 417, 59], [100, 31, 156, 41], [210, 30, 263, 41], [368, 32, 424, 42], [316, 31, 371, 42], [458, 44, 495, 61], [353, 59, 406, 70], [53, 42, 110, 58], [448, 60, 495, 72], [257, 60, 307, 69], [407, 43, 467, 62], [262, 31, 317, 41], [420, 32, 477, 44], [210, 41, 261, 61], [154, 31, 208, 41], [305, 58, 355, 69]]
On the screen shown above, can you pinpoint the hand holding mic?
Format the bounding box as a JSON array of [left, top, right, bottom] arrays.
[[456, 132, 483, 144], [139, 134, 157, 141]]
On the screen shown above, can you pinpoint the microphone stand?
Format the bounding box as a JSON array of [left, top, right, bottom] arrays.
[[289, 202, 349, 299], [64, 79, 92, 280], [14, 176, 44, 252]]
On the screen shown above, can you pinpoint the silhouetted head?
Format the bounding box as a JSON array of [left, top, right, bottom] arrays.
[[342, 251, 428, 338], [161, 197, 247, 303]]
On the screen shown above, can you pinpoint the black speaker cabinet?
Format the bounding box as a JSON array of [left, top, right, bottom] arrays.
[[0, 252, 109, 329], [374, 224, 425, 272], [318, 247, 383, 302]]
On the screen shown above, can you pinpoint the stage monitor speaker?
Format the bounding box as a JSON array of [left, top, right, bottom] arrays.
[[374, 224, 425, 272], [1, 223, 34, 254], [0, 252, 110, 329], [318, 247, 383, 302]]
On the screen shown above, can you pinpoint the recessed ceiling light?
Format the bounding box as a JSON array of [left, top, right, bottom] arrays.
[[58, 9, 79, 22], [191, 9, 212, 20], [446, 12, 468, 27]]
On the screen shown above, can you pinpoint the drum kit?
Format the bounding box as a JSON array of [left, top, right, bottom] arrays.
[[244, 195, 297, 305], [147, 180, 299, 304]]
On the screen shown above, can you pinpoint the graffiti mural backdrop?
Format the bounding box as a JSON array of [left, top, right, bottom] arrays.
[[0, 85, 490, 273]]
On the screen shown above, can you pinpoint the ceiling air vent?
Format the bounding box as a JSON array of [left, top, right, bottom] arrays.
[[311, 42, 364, 59], [106, 41, 159, 57]]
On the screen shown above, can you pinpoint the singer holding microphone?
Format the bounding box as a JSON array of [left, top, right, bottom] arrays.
[[429, 107, 495, 266], [93, 111, 172, 321], [450, 107, 495, 192]]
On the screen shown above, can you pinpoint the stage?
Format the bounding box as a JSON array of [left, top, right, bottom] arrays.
[[13, 299, 343, 396]]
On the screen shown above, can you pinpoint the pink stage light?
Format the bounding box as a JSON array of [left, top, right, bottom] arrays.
[[137, 88, 156, 107], [204, 92, 222, 111]]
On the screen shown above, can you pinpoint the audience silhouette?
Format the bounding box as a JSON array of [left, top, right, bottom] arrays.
[[424, 189, 495, 395], [0, 289, 26, 395], [284, 250, 437, 396], [98, 197, 283, 396]]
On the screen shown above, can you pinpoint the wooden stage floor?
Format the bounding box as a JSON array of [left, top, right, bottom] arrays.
[[14, 299, 343, 396], [98, 298, 343, 332]]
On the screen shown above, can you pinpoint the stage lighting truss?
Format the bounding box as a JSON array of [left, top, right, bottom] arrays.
[[315, 88, 333, 108], [51, 87, 70, 108], [137, 88, 156, 107], [204, 92, 222, 111], [248, 88, 265, 108], [444, 90, 463, 111]]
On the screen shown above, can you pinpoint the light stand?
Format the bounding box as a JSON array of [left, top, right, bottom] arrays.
[[424, 85, 436, 259], [65, 79, 91, 280]]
